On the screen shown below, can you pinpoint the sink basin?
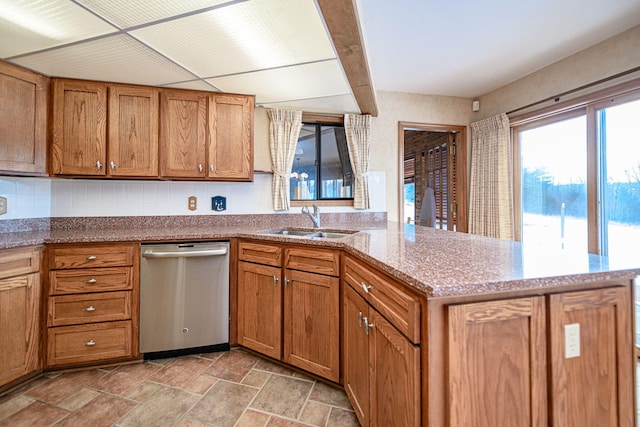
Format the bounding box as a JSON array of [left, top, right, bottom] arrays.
[[261, 228, 356, 239]]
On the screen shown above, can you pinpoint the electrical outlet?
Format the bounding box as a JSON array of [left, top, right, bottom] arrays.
[[565, 323, 580, 359], [0, 196, 6, 215], [188, 196, 197, 211]]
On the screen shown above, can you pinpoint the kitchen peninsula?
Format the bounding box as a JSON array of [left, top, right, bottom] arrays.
[[1, 214, 638, 426]]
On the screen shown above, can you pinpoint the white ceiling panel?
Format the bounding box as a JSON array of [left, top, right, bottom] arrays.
[[207, 60, 351, 104], [261, 94, 361, 114], [76, 0, 233, 29], [162, 79, 220, 91], [11, 34, 198, 85], [131, 0, 334, 78], [0, 0, 117, 58]]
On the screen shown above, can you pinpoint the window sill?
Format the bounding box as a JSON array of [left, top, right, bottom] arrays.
[[291, 199, 354, 207]]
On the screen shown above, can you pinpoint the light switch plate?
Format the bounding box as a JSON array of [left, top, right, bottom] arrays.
[[565, 323, 580, 359], [0, 196, 6, 215]]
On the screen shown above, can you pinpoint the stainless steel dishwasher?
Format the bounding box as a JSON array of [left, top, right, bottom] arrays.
[[139, 241, 230, 358]]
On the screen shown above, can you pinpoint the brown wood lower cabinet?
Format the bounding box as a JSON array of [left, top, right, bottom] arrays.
[[237, 261, 282, 359], [343, 284, 420, 427], [445, 286, 634, 427]]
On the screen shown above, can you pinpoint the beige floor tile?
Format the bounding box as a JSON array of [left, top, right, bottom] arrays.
[[57, 387, 100, 411], [0, 401, 69, 426], [150, 355, 213, 389], [253, 359, 297, 377], [175, 417, 207, 427], [117, 385, 200, 427], [250, 375, 313, 419], [265, 416, 310, 426], [204, 349, 260, 383], [188, 380, 258, 427], [24, 369, 106, 405], [326, 407, 359, 427], [241, 370, 271, 389], [125, 380, 163, 402], [299, 400, 331, 426], [91, 362, 162, 396], [308, 381, 352, 409], [53, 393, 137, 427], [0, 395, 34, 422], [235, 409, 271, 427], [184, 374, 218, 395]]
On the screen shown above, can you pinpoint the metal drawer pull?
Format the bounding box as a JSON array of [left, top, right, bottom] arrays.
[[83, 306, 96, 312], [358, 311, 363, 327], [361, 282, 373, 293], [273, 276, 278, 286], [85, 255, 97, 261], [210, 164, 214, 173], [284, 277, 290, 287], [364, 318, 375, 336], [84, 340, 96, 347], [198, 164, 203, 173], [96, 161, 102, 170], [110, 161, 116, 170], [84, 279, 97, 284]]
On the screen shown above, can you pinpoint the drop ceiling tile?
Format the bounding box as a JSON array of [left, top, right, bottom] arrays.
[[206, 60, 351, 104], [0, 0, 117, 58], [130, 0, 335, 77], [162, 79, 220, 91], [262, 94, 361, 114], [11, 34, 197, 85], [76, 0, 232, 29]]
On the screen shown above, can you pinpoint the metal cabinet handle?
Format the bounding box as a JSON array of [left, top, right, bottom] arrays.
[[84, 278, 97, 284], [358, 311, 363, 327], [210, 164, 214, 173], [110, 161, 116, 170], [364, 318, 375, 336], [361, 282, 372, 294], [198, 164, 203, 173], [85, 255, 97, 261], [83, 306, 96, 312], [273, 276, 278, 286], [84, 340, 96, 347], [96, 161, 102, 170], [284, 277, 290, 287]]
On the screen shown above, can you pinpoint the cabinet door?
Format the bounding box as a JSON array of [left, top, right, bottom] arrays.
[[283, 268, 339, 382], [159, 90, 207, 178], [108, 85, 159, 177], [237, 261, 282, 359], [208, 94, 253, 180], [51, 79, 107, 175], [0, 61, 47, 175], [369, 309, 420, 427], [343, 284, 370, 426], [0, 273, 40, 386], [549, 287, 634, 427], [448, 297, 547, 427]]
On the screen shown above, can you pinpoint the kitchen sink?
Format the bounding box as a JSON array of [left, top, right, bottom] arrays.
[[261, 228, 357, 239]]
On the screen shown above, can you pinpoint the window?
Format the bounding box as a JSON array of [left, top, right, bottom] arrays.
[[291, 123, 354, 202], [513, 85, 640, 269]]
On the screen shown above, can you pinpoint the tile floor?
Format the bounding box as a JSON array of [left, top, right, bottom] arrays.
[[0, 348, 359, 427]]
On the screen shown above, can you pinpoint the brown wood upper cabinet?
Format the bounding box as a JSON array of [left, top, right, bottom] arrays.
[[51, 79, 107, 176], [0, 61, 48, 175], [108, 85, 159, 177], [208, 94, 253, 180]]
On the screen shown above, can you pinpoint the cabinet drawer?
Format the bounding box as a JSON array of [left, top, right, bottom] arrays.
[[49, 267, 133, 294], [239, 241, 282, 266], [47, 321, 132, 367], [49, 291, 131, 327], [344, 256, 420, 344], [0, 246, 40, 280], [49, 244, 135, 269], [285, 247, 339, 277]]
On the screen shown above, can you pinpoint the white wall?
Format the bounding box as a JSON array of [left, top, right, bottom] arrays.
[[0, 172, 385, 220]]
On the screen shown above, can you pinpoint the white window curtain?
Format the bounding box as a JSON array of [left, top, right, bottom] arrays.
[[268, 109, 303, 211], [469, 113, 514, 240], [344, 113, 371, 209]]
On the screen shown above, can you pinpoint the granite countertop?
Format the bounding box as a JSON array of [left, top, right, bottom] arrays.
[[2, 216, 639, 298]]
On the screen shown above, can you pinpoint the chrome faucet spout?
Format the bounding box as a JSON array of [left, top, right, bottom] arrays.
[[302, 205, 321, 228]]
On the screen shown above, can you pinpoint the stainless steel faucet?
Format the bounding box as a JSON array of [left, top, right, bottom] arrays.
[[302, 205, 321, 228]]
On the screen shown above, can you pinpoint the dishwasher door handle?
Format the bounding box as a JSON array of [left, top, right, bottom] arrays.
[[142, 248, 228, 258]]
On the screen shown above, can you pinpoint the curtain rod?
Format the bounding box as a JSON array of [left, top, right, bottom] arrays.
[[506, 65, 640, 116]]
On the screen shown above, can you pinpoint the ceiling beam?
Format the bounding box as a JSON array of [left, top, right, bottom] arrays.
[[317, 0, 378, 117]]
